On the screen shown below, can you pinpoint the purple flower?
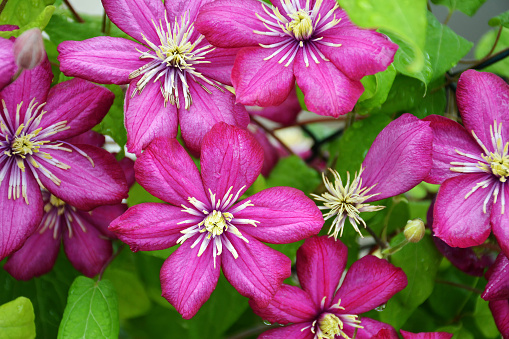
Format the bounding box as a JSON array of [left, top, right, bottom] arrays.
[[374, 329, 453, 339], [0, 37, 15, 91], [424, 70, 509, 258], [110, 122, 323, 319], [312, 114, 432, 238], [58, 0, 249, 155], [482, 255, 509, 337], [489, 300, 509, 337], [195, 0, 397, 117], [0, 58, 128, 261], [250, 236, 407, 339]]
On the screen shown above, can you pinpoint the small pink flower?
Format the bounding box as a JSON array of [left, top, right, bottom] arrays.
[[250, 236, 407, 339]]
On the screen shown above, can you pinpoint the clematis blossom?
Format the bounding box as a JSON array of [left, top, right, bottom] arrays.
[[373, 328, 453, 339], [0, 57, 129, 261], [195, 0, 397, 117], [58, 0, 249, 155], [109, 123, 323, 319], [424, 70, 509, 258], [250, 236, 407, 339], [0, 37, 15, 91], [312, 114, 432, 238]]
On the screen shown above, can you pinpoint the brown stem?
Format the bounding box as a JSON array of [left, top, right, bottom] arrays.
[[101, 11, 107, 33], [443, 10, 453, 25], [63, 0, 84, 23], [485, 25, 503, 59], [98, 244, 124, 280], [272, 117, 347, 131], [0, 0, 8, 17], [251, 116, 296, 157], [435, 279, 482, 294], [365, 225, 387, 250]]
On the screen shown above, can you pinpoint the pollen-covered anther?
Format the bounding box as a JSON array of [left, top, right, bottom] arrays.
[[199, 210, 233, 238], [287, 10, 314, 40], [12, 133, 39, 157]]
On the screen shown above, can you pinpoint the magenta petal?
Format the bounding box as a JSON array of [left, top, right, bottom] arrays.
[[489, 300, 509, 337], [200, 122, 263, 202], [333, 255, 407, 314], [490, 184, 509, 259], [457, 70, 509, 151], [0, 171, 43, 260], [249, 87, 301, 126], [345, 318, 398, 339], [193, 47, 239, 86], [258, 323, 315, 339], [296, 236, 347, 309], [85, 204, 126, 239], [135, 138, 208, 206], [40, 78, 114, 140], [249, 284, 316, 324], [0, 37, 15, 91], [178, 81, 249, 154], [232, 47, 296, 107], [234, 187, 323, 244], [102, 0, 166, 45], [118, 157, 135, 188], [38, 145, 128, 211], [4, 225, 60, 280], [433, 174, 493, 248], [400, 330, 453, 339], [110, 203, 190, 252], [249, 125, 279, 176], [294, 51, 364, 117], [221, 233, 291, 307], [65, 130, 105, 148], [482, 253, 509, 301], [372, 328, 399, 339], [361, 114, 433, 201], [161, 239, 221, 319]]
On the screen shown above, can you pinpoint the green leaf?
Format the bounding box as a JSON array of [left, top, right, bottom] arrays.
[[475, 27, 509, 78], [431, 0, 487, 16], [266, 155, 320, 193], [127, 182, 164, 206], [93, 84, 127, 150], [0, 0, 55, 38], [380, 234, 442, 328], [357, 65, 397, 112], [338, 0, 428, 74], [474, 296, 499, 338], [58, 277, 119, 339], [489, 10, 509, 28], [0, 297, 36, 339]]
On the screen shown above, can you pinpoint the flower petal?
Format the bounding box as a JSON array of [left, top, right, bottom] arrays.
[[65, 130, 105, 148], [345, 318, 398, 339], [296, 236, 347, 309], [249, 284, 317, 324], [160, 238, 221, 319], [125, 79, 178, 156], [178, 81, 249, 154], [38, 145, 128, 211], [433, 174, 493, 248], [294, 51, 364, 117], [457, 69, 509, 152], [40, 78, 114, 140], [248, 86, 301, 125], [193, 47, 239, 86], [400, 330, 453, 339], [258, 323, 315, 339], [372, 328, 399, 339], [482, 253, 509, 301], [84, 204, 127, 239], [200, 122, 263, 203], [234, 187, 323, 244], [232, 47, 296, 107], [333, 255, 407, 314], [489, 300, 509, 338], [135, 138, 208, 206], [221, 233, 291, 307], [102, 0, 166, 45], [490, 184, 509, 259], [0, 37, 15, 91], [362, 113, 433, 201], [249, 124, 279, 176]]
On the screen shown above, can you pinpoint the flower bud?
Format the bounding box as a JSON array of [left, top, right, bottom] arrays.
[[404, 218, 425, 243], [13, 28, 45, 70]]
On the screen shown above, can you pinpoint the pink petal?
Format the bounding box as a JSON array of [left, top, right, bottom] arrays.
[[234, 187, 323, 244], [221, 233, 291, 307], [178, 81, 249, 154], [232, 47, 296, 107], [58, 37, 147, 85], [361, 114, 433, 201], [457, 70, 509, 152], [344, 318, 398, 339], [482, 253, 509, 301], [109, 203, 191, 252], [118, 156, 135, 187], [0, 170, 43, 261], [249, 284, 317, 324], [81, 204, 127, 239], [63, 212, 113, 278], [65, 130, 105, 148], [433, 174, 493, 248], [40, 78, 115, 140], [333, 255, 407, 314], [490, 184, 509, 259], [200, 122, 263, 203], [195, 0, 283, 48], [102, 0, 166, 45], [258, 323, 315, 339], [489, 300, 509, 337], [134, 138, 207, 206], [423, 115, 484, 185], [249, 86, 301, 126], [296, 236, 348, 309], [160, 238, 221, 319], [4, 223, 60, 280], [125, 79, 178, 156], [249, 124, 279, 176], [294, 50, 364, 117], [38, 145, 128, 211], [372, 328, 399, 339], [400, 330, 453, 339], [164, 0, 207, 22], [193, 47, 239, 86], [0, 37, 15, 91]]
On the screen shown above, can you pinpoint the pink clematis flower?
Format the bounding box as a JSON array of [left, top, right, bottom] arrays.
[[374, 328, 453, 339], [0, 57, 129, 261], [195, 0, 397, 117], [312, 114, 432, 238], [58, 0, 249, 155], [250, 236, 407, 339], [110, 122, 323, 319], [481, 253, 509, 337], [424, 70, 509, 257], [0, 36, 15, 91]]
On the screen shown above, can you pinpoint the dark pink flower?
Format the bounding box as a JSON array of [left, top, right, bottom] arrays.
[[58, 0, 249, 155], [373, 329, 453, 339], [110, 123, 323, 319], [424, 70, 509, 257], [0, 58, 128, 261], [0, 37, 15, 90], [195, 0, 397, 117], [489, 300, 509, 338], [250, 236, 407, 339], [312, 114, 432, 238]]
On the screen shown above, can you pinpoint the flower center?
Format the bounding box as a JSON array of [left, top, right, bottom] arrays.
[[317, 313, 342, 339], [287, 10, 313, 40], [40, 191, 85, 239], [199, 210, 233, 237], [11, 133, 39, 157], [487, 153, 509, 180]]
